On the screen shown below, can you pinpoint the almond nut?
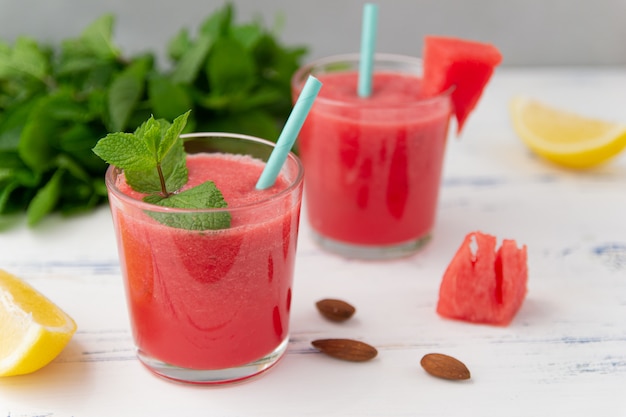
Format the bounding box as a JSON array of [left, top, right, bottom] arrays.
[[311, 338, 377, 362], [420, 353, 471, 380], [315, 298, 356, 322]]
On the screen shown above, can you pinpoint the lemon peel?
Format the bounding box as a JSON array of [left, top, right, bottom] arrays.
[[0, 269, 77, 377], [509, 96, 626, 169]]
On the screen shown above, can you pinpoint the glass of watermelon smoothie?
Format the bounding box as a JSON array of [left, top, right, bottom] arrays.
[[105, 133, 304, 384], [292, 53, 452, 259]]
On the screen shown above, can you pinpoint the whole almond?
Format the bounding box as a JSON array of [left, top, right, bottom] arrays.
[[315, 298, 356, 322], [420, 353, 471, 380], [311, 338, 377, 362]]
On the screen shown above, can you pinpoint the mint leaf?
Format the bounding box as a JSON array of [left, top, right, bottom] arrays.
[[157, 110, 190, 163], [93, 111, 189, 180], [199, 3, 232, 37], [206, 37, 256, 96], [78, 14, 120, 60], [170, 33, 212, 84], [107, 57, 151, 131], [232, 23, 264, 50], [136, 116, 167, 157], [166, 29, 192, 62], [26, 169, 64, 225], [0, 37, 49, 81], [18, 98, 58, 172], [148, 74, 193, 120], [143, 181, 231, 230], [92, 132, 155, 171]]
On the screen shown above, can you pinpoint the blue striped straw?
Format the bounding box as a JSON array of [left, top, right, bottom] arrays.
[[255, 75, 322, 190], [358, 3, 379, 98]]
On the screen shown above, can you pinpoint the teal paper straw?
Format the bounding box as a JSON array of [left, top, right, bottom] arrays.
[[255, 75, 322, 190], [358, 3, 378, 98]]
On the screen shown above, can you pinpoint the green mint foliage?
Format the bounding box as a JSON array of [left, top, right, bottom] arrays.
[[93, 111, 189, 195], [164, 3, 307, 137], [108, 57, 151, 132], [94, 111, 231, 230], [143, 181, 231, 230], [0, 3, 307, 228]]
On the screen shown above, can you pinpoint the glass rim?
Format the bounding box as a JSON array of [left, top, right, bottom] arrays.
[[292, 52, 453, 107], [105, 132, 304, 214]]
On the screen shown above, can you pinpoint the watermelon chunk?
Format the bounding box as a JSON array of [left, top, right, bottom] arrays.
[[436, 231, 528, 326], [422, 36, 502, 134]]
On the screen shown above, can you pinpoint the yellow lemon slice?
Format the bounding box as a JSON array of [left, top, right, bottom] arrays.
[[509, 96, 626, 169], [0, 269, 77, 377]]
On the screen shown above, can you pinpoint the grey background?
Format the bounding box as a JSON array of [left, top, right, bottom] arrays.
[[1, 0, 625, 67]]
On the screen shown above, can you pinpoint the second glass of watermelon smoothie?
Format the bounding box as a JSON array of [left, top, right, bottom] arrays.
[[105, 133, 304, 384], [292, 53, 452, 259]]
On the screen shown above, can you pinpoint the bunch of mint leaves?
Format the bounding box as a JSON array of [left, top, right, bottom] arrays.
[[93, 111, 231, 231], [0, 3, 307, 229]]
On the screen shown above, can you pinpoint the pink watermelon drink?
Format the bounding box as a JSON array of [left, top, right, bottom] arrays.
[[105, 133, 304, 384], [292, 54, 452, 259]]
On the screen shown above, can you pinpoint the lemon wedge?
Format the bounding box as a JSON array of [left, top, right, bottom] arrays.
[[509, 96, 626, 169], [0, 269, 77, 377]]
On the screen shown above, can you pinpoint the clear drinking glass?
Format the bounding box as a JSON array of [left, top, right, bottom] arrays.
[[106, 133, 304, 384], [292, 53, 452, 260]]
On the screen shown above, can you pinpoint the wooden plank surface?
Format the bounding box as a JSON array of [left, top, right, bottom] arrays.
[[1, 67, 625, 416]]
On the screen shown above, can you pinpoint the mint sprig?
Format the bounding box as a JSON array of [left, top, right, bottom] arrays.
[[94, 111, 189, 195], [93, 111, 231, 230]]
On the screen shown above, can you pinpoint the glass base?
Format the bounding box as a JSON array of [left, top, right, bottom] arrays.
[[311, 230, 431, 260], [136, 337, 289, 385]]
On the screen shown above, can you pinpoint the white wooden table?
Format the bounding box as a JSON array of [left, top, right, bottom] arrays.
[[2, 68, 626, 416]]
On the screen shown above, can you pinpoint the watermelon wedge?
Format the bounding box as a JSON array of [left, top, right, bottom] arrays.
[[436, 231, 528, 326], [422, 36, 502, 134]]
